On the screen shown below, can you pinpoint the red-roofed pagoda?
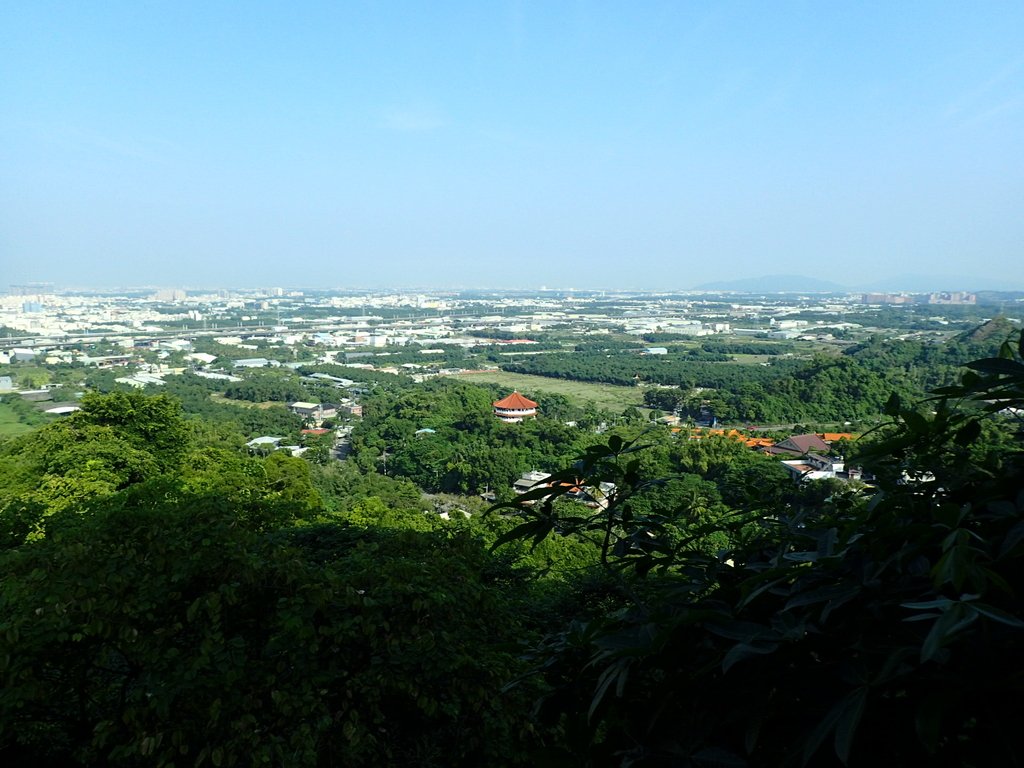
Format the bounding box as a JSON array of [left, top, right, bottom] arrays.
[[493, 391, 538, 423]]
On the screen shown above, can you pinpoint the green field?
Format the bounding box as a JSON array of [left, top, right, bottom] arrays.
[[0, 402, 41, 437], [209, 393, 279, 409], [724, 354, 775, 365], [454, 370, 645, 413]]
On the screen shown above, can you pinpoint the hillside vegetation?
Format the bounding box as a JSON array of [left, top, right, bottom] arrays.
[[0, 332, 1022, 766]]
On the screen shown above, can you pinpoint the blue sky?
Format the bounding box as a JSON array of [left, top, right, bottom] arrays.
[[2, 1, 1022, 290]]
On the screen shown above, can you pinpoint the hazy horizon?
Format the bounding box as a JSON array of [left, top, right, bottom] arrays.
[[3, 2, 1023, 290], [9, 274, 1023, 296]]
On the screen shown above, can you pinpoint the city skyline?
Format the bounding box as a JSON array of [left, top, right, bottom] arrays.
[[3, 2, 1023, 290]]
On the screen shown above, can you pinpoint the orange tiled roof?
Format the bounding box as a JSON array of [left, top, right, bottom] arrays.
[[493, 391, 538, 410], [689, 428, 778, 449], [818, 433, 856, 442]]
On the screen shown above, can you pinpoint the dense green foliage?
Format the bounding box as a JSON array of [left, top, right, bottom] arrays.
[[2, 504, 542, 766], [347, 378, 615, 495], [222, 370, 311, 403], [0, 390, 555, 766], [2, 330, 1022, 767], [697, 340, 797, 355], [153, 374, 305, 439], [493, 333, 1024, 766], [0, 391, 316, 544]]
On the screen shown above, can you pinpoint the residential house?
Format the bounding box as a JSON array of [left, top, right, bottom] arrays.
[[289, 401, 338, 424], [513, 470, 551, 494], [764, 433, 831, 456], [781, 453, 845, 482]]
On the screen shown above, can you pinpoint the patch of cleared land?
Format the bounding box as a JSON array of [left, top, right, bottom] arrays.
[[454, 370, 644, 412]]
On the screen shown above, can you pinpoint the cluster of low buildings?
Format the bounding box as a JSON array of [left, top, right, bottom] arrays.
[[4, 284, 1007, 387], [688, 429, 864, 483], [763, 433, 866, 482], [861, 292, 977, 305]]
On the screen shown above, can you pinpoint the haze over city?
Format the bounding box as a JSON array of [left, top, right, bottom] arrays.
[[3, 1, 1023, 290]]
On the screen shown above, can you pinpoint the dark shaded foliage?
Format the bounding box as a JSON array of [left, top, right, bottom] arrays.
[[493, 332, 1024, 766]]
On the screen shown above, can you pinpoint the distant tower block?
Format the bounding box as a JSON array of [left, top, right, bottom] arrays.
[[493, 391, 538, 423]]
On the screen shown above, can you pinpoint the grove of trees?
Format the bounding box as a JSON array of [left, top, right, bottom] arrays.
[[512, 320, 1020, 424]]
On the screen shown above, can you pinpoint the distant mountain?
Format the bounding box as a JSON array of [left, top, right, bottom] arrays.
[[693, 274, 848, 293]]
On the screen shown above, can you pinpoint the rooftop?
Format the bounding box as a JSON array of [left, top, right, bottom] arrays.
[[493, 391, 538, 410]]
